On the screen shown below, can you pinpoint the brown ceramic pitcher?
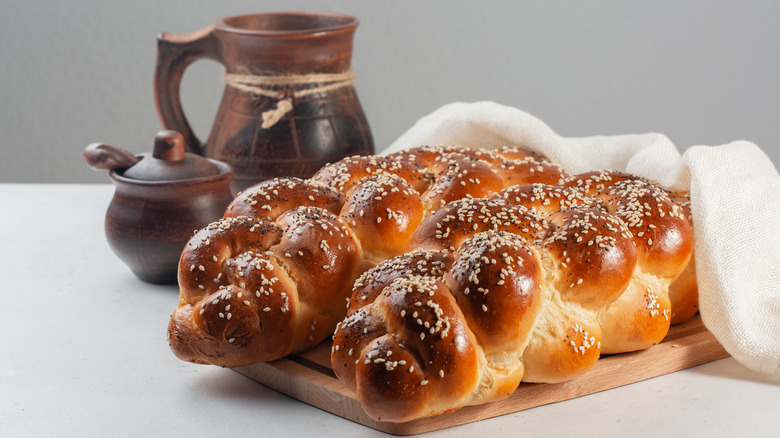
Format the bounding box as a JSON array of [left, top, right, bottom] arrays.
[[154, 12, 375, 194]]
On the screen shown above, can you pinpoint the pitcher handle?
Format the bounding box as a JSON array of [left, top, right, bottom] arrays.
[[154, 24, 221, 156]]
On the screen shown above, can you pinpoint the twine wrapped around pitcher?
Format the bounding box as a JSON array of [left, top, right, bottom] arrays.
[[223, 69, 356, 129]]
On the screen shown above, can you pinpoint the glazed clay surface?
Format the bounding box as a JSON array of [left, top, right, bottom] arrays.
[[155, 12, 375, 194]]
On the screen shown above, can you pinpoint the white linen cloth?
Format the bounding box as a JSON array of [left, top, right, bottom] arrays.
[[383, 101, 780, 375]]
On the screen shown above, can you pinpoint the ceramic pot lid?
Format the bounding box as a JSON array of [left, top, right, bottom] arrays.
[[122, 131, 221, 181]]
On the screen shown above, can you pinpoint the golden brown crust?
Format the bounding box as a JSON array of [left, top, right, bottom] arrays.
[[597, 276, 673, 353], [169, 144, 698, 420], [543, 206, 637, 307], [563, 169, 646, 196], [494, 183, 593, 215], [348, 249, 453, 313], [223, 177, 342, 220], [521, 309, 603, 383], [493, 145, 545, 162], [409, 198, 548, 252], [339, 173, 424, 262], [333, 163, 696, 421], [667, 192, 698, 323], [333, 275, 482, 422], [444, 231, 544, 356], [562, 172, 695, 352], [420, 154, 506, 214], [500, 157, 570, 187], [596, 180, 693, 279], [177, 216, 283, 303], [311, 155, 430, 193], [270, 207, 362, 319], [667, 257, 699, 324], [387, 145, 505, 172], [169, 210, 363, 367]]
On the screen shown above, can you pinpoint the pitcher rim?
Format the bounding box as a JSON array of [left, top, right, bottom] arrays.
[[215, 11, 359, 37]]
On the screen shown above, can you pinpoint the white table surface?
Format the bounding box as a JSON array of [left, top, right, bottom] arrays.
[[2, 183, 779, 437]]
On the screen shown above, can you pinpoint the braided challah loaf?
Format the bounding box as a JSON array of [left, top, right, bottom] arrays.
[[331, 174, 693, 421], [167, 145, 696, 408]]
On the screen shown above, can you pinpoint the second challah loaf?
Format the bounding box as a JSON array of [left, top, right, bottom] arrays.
[[331, 175, 693, 421]]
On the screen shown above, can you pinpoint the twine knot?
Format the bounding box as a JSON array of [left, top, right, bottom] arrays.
[[222, 69, 356, 129]]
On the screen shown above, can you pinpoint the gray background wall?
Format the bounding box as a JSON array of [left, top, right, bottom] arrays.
[[1, 0, 777, 184]]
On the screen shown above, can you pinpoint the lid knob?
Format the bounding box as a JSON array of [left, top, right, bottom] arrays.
[[152, 130, 187, 162]]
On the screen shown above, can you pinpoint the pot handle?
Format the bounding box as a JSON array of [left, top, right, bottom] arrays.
[[154, 24, 221, 156], [83, 143, 140, 171]]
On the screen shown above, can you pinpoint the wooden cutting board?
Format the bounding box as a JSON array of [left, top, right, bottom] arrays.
[[235, 315, 728, 435]]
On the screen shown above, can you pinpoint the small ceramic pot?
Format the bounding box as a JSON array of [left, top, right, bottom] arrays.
[[85, 131, 234, 284]]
